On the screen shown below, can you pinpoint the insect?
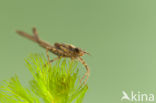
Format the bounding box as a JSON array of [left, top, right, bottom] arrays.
[[16, 27, 90, 85]]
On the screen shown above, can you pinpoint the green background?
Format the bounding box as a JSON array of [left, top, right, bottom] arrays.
[[1, 0, 156, 103]]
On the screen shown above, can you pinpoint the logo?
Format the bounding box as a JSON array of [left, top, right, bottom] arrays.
[[121, 91, 154, 102]]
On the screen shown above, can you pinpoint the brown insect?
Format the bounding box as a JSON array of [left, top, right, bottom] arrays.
[[16, 27, 90, 85]]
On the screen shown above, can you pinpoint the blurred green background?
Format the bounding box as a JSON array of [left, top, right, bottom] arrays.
[[1, 0, 156, 103]]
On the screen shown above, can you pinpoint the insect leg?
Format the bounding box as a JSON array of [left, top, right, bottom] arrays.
[[78, 57, 90, 86], [46, 47, 51, 65], [49, 56, 60, 63], [45, 56, 61, 72]]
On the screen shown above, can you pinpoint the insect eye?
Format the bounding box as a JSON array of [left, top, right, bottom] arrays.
[[74, 48, 80, 53]]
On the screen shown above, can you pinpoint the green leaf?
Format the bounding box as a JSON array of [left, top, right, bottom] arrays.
[[0, 54, 88, 103]]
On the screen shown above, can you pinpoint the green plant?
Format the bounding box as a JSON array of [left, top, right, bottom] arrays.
[[0, 54, 88, 103]]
